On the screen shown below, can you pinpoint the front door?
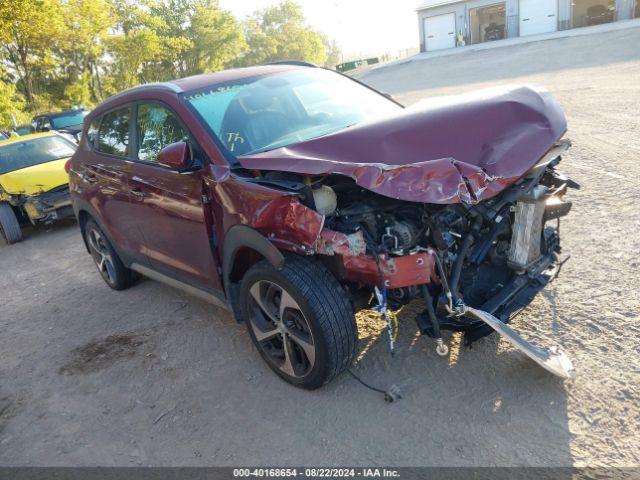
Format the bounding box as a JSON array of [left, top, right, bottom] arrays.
[[127, 102, 222, 292]]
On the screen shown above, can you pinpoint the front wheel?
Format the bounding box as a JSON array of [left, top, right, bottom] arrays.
[[239, 256, 358, 389], [84, 219, 137, 290], [0, 202, 22, 244]]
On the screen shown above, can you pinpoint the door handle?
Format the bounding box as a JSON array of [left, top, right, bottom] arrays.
[[130, 187, 146, 199], [84, 172, 98, 183]]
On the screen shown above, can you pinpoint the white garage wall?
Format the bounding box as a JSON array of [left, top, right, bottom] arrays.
[[423, 13, 457, 51], [417, 3, 466, 52], [417, 0, 584, 51], [519, 0, 559, 36]]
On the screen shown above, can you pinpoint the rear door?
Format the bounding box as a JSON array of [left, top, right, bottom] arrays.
[[424, 13, 456, 52], [127, 101, 222, 292], [519, 0, 558, 36], [83, 106, 141, 262]]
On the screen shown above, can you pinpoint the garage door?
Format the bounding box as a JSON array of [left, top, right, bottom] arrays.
[[424, 13, 456, 51], [519, 0, 558, 36]]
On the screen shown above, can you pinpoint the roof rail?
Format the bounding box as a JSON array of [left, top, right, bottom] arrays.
[[105, 82, 183, 103], [264, 60, 317, 68]]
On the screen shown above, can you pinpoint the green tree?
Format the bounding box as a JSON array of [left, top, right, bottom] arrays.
[[105, 0, 244, 91], [0, 0, 65, 108], [147, 0, 244, 78], [241, 0, 329, 67], [321, 35, 342, 69], [190, 1, 246, 73], [63, 71, 93, 107], [0, 78, 26, 129], [0, 0, 340, 120], [105, 26, 166, 92], [57, 0, 113, 102]]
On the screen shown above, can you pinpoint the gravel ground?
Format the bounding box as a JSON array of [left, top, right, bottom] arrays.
[[1, 27, 639, 468]]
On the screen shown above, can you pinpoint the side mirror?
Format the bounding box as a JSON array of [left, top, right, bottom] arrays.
[[157, 141, 190, 170]]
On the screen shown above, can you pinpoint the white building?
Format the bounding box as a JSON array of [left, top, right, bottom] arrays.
[[417, 0, 639, 52]]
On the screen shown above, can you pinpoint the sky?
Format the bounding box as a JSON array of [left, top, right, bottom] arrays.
[[218, 0, 421, 60]]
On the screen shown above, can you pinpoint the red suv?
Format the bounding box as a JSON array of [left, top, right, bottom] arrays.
[[70, 63, 577, 388]]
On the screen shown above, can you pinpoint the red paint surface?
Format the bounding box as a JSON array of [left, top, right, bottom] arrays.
[[239, 85, 567, 205], [315, 229, 437, 288], [72, 68, 568, 298]]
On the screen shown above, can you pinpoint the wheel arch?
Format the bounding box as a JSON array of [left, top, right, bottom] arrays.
[[222, 225, 285, 320], [73, 199, 121, 261], [77, 209, 91, 252]]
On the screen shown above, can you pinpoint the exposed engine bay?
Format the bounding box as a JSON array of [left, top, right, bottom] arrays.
[[251, 140, 578, 379]]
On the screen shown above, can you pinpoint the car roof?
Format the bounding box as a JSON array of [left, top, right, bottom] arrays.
[[91, 64, 314, 119], [0, 131, 60, 147]]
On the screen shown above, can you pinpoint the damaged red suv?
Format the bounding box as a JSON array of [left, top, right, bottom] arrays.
[[70, 63, 578, 389]]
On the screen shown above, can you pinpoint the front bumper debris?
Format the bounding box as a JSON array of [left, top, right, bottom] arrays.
[[22, 185, 73, 224], [463, 306, 576, 379]]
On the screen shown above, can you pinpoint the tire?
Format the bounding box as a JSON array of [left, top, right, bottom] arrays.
[[239, 256, 358, 389], [84, 219, 136, 290], [0, 202, 22, 244]]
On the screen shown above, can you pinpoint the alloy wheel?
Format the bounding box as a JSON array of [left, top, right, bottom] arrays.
[[87, 227, 117, 285], [247, 280, 316, 378]]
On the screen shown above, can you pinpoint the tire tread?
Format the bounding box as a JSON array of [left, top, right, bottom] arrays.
[[241, 255, 358, 388], [0, 202, 22, 244]]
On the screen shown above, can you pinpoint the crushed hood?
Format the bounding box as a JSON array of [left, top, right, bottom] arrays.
[[238, 85, 567, 204]]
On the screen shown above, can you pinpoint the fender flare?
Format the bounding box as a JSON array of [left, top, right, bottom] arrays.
[[222, 225, 285, 312]]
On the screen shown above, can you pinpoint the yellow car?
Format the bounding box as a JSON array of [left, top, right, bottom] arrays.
[[0, 132, 76, 244]]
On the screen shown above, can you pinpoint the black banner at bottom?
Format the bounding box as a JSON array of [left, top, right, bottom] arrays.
[[0, 467, 639, 480]]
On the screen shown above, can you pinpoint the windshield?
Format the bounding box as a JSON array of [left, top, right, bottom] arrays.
[[51, 111, 87, 129], [0, 136, 76, 174], [184, 68, 401, 156]]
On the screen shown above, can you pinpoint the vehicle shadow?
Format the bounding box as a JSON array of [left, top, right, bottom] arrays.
[[0, 217, 78, 249], [351, 291, 573, 468]]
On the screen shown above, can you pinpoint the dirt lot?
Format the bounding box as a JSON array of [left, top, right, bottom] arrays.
[[1, 27, 639, 467]]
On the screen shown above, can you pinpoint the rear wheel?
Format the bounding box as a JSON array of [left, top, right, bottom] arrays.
[[0, 202, 22, 244], [240, 256, 358, 389], [84, 219, 136, 290]]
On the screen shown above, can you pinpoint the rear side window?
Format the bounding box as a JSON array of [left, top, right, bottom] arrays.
[[85, 119, 100, 147], [136, 103, 188, 163], [96, 107, 131, 157]]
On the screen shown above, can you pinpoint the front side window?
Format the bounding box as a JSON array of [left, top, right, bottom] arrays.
[[136, 103, 188, 163], [96, 107, 131, 157], [0, 135, 76, 174], [184, 68, 401, 157]]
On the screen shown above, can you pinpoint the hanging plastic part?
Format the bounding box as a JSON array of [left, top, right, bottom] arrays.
[[374, 286, 398, 356], [463, 306, 576, 379]]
